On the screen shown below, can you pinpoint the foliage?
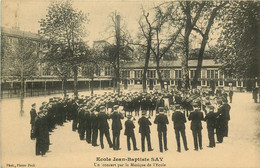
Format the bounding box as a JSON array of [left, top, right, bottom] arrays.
[[1, 37, 38, 80], [216, 1, 260, 79], [39, 0, 89, 97]]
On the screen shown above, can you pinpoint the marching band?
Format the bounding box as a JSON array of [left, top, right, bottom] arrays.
[[30, 88, 231, 156]]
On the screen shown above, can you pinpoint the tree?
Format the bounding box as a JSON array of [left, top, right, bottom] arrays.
[[192, 1, 228, 88], [216, 1, 260, 87], [104, 11, 133, 94], [1, 37, 38, 115], [42, 44, 72, 97], [151, 5, 184, 90], [137, 10, 154, 92], [179, 1, 205, 90], [39, 0, 88, 98]]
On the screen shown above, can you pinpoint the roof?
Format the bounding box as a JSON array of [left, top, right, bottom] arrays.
[[1, 27, 42, 41], [121, 59, 221, 69]]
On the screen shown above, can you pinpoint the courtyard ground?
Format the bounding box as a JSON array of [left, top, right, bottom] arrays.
[[1, 91, 260, 168]]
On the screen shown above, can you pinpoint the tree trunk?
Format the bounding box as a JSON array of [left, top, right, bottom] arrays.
[[192, 37, 207, 88], [91, 77, 94, 96], [182, 29, 191, 90], [72, 66, 78, 98], [62, 78, 67, 98], [155, 57, 164, 90], [142, 36, 152, 93], [193, 6, 222, 88], [20, 78, 25, 116]]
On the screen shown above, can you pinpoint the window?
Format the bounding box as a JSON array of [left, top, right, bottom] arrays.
[[147, 70, 156, 78], [134, 70, 143, 78], [95, 68, 101, 76], [105, 66, 112, 76], [190, 70, 196, 78], [207, 70, 219, 79], [121, 70, 130, 78], [161, 70, 170, 79], [201, 70, 206, 78], [237, 81, 242, 87], [219, 81, 224, 86], [171, 80, 174, 85], [42, 67, 51, 76], [202, 81, 206, 86], [175, 70, 182, 79]]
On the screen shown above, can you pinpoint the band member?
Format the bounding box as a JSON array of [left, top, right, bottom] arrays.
[[138, 111, 153, 152], [154, 107, 169, 153], [205, 106, 217, 148], [91, 109, 99, 147], [85, 109, 92, 143], [34, 109, 49, 156], [78, 107, 86, 140], [98, 106, 113, 149], [30, 103, 37, 140], [110, 105, 124, 150], [188, 103, 204, 151], [124, 115, 139, 151], [30, 103, 37, 129], [172, 104, 189, 152]]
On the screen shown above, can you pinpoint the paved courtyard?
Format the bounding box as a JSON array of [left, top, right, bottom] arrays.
[[1, 91, 260, 168]]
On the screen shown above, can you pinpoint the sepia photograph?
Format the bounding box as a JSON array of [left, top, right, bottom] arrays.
[[1, 0, 260, 168]]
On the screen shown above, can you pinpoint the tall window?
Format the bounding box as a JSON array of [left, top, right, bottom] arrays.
[[134, 70, 143, 78], [175, 70, 182, 79], [121, 70, 130, 78], [207, 70, 219, 79], [105, 66, 112, 76], [147, 70, 156, 78]]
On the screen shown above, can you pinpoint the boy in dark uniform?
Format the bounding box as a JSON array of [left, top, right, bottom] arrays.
[[98, 106, 113, 149], [205, 106, 217, 148], [154, 107, 169, 153], [138, 111, 153, 152], [124, 115, 139, 151], [188, 103, 204, 151], [91, 108, 99, 147], [172, 104, 189, 152], [110, 105, 124, 150]]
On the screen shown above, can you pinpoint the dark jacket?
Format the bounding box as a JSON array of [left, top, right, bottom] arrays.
[[138, 116, 152, 134], [85, 111, 92, 129], [124, 119, 135, 136], [110, 112, 124, 130], [34, 115, 49, 142], [30, 108, 37, 125], [98, 112, 110, 130], [188, 110, 204, 130], [172, 111, 186, 129], [154, 114, 169, 132], [217, 104, 231, 121], [91, 113, 98, 129], [205, 112, 217, 128]]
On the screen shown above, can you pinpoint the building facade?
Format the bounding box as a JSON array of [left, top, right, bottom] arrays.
[[1, 27, 254, 98], [120, 60, 247, 91]]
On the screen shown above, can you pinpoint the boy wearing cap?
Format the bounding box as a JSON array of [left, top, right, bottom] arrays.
[[124, 115, 139, 151], [110, 105, 124, 150], [154, 107, 169, 153], [172, 104, 189, 152], [138, 112, 153, 152], [188, 103, 204, 151], [30, 103, 37, 129], [91, 109, 99, 147], [98, 106, 113, 149], [205, 106, 217, 148]]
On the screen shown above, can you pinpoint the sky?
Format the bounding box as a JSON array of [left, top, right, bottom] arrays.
[[1, 0, 162, 46]]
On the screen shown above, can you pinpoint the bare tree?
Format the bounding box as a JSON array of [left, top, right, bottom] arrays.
[[1, 37, 38, 115]]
